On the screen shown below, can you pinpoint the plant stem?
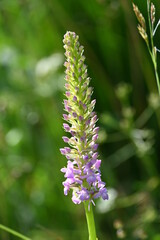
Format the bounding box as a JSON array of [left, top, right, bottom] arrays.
[[146, 0, 160, 96], [153, 58, 160, 96], [0, 224, 31, 240], [84, 201, 97, 240]]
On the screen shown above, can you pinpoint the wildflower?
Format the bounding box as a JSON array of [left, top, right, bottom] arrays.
[[60, 31, 109, 205]]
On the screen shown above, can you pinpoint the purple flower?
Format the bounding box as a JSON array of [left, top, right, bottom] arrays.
[[62, 136, 69, 143], [79, 188, 90, 201], [66, 91, 71, 97], [94, 160, 101, 169], [100, 188, 109, 200], [72, 193, 81, 204], [87, 175, 97, 185], [60, 31, 109, 205], [92, 134, 98, 142], [63, 123, 70, 132], [60, 148, 66, 155], [73, 96, 77, 101], [92, 152, 98, 160], [83, 154, 89, 161], [63, 114, 69, 120]]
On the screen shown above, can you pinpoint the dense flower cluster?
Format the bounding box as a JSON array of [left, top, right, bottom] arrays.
[[60, 31, 108, 205]]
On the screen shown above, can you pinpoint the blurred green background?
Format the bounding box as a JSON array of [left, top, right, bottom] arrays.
[[0, 0, 160, 239]]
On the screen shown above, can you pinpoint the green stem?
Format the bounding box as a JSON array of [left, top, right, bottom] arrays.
[[153, 59, 160, 96], [146, 0, 160, 96], [147, 44, 160, 96], [84, 201, 97, 240], [0, 224, 31, 240]]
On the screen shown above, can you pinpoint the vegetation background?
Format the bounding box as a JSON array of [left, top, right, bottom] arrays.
[[0, 0, 160, 239]]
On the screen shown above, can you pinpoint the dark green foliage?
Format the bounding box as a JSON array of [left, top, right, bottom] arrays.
[[0, 0, 160, 239]]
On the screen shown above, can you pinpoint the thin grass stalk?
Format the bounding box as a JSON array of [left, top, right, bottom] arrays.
[[0, 224, 31, 240]]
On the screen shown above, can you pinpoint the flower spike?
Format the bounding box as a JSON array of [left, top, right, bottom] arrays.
[[60, 31, 109, 205]]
